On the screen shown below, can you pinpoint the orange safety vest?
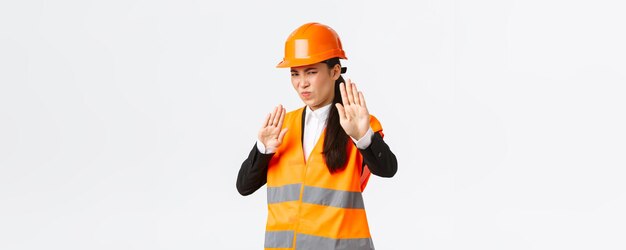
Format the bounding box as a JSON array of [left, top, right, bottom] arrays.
[[264, 106, 384, 250]]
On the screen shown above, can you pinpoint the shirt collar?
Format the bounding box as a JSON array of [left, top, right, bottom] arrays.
[[306, 103, 332, 123]]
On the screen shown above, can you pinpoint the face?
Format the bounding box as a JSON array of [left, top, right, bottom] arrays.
[[291, 62, 341, 110]]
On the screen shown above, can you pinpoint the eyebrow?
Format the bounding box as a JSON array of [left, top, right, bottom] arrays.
[[291, 67, 318, 72]]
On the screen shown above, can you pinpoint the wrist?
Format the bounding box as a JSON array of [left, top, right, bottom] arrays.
[[352, 129, 367, 141], [351, 127, 374, 149], [256, 139, 276, 154]]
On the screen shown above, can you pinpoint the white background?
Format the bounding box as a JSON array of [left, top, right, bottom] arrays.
[[1, 0, 625, 249]]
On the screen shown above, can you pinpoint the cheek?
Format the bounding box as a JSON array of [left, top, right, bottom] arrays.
[[291, 78, 298, 89], [315, 81, 334, 97], [311, 75, 328, 89]]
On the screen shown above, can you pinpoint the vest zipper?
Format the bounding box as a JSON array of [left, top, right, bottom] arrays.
[[293, 108, 324, 249]]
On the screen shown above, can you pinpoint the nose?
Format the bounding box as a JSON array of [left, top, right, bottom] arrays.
[[298, 74, 309, 89]]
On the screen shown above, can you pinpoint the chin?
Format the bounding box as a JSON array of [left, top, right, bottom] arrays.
[[302, 99, 315, 106]]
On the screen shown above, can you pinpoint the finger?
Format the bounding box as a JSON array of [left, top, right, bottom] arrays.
[[359, 91, 367, 109], [343, 100, 353, 118], [262, 112, 271, 127], [277, 128, 289, 142], [268, 106, 278, 126], [345, 79, 355, 105], [271, 105, 281, 126], [351, 82, 360, 106], [335, 103, 347, 120], [277, 107, 286, 129], [339, 82, 349, 107]]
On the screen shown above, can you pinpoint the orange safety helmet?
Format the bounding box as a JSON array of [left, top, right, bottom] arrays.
[[276, 22, 348, 68]]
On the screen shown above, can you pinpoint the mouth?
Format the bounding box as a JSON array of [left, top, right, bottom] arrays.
[[301, 91, 311, 98]]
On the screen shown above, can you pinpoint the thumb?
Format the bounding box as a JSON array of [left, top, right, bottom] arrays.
[[335, 103, 346, 120], [277, 128, 289, 143]]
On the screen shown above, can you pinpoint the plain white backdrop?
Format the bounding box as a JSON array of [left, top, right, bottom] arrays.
[[1, 0, 625, 249]]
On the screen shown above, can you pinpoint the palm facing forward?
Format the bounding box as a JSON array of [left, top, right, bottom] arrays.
[[258, 104, 288, 152], [335, 79, 370, 140]]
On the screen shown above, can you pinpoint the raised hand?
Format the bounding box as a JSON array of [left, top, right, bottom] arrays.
[[258, 104, 289, 152], [335, 79, 370, 140]]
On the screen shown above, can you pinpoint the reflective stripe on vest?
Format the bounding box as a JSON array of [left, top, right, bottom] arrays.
[[268, 184, 364, 209], [265, 230, 294, 248], [302, 185, 364, 209], [267, 183, 302, 204], [265, 231, 374, 250], [295, 233, 374, 250]]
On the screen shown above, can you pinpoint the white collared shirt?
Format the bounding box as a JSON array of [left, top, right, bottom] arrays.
[[257, 104, 374, 159]]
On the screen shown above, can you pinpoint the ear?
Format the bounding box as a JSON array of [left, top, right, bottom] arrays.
[[331, 64, 341, 81]]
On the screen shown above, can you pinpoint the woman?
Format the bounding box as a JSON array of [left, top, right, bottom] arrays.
[[236, 22, 398, 250]]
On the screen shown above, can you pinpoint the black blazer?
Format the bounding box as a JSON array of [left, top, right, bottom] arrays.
[[236, 108, 397, 196]]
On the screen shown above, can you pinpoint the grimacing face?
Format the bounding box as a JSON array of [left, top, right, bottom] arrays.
[[290, 62, 341, 110]]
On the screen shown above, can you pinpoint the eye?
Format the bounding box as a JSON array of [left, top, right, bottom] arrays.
[[307, 71, 317, 75], [291, 73, 299, 77]]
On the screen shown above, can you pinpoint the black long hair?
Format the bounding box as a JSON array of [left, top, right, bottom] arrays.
[[322, 57, 350, 173]]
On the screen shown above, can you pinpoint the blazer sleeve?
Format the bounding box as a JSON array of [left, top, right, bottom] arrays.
[[236, 142, 274, 196], [358, 115, 398, 178], [359, 131, 398, 177]]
